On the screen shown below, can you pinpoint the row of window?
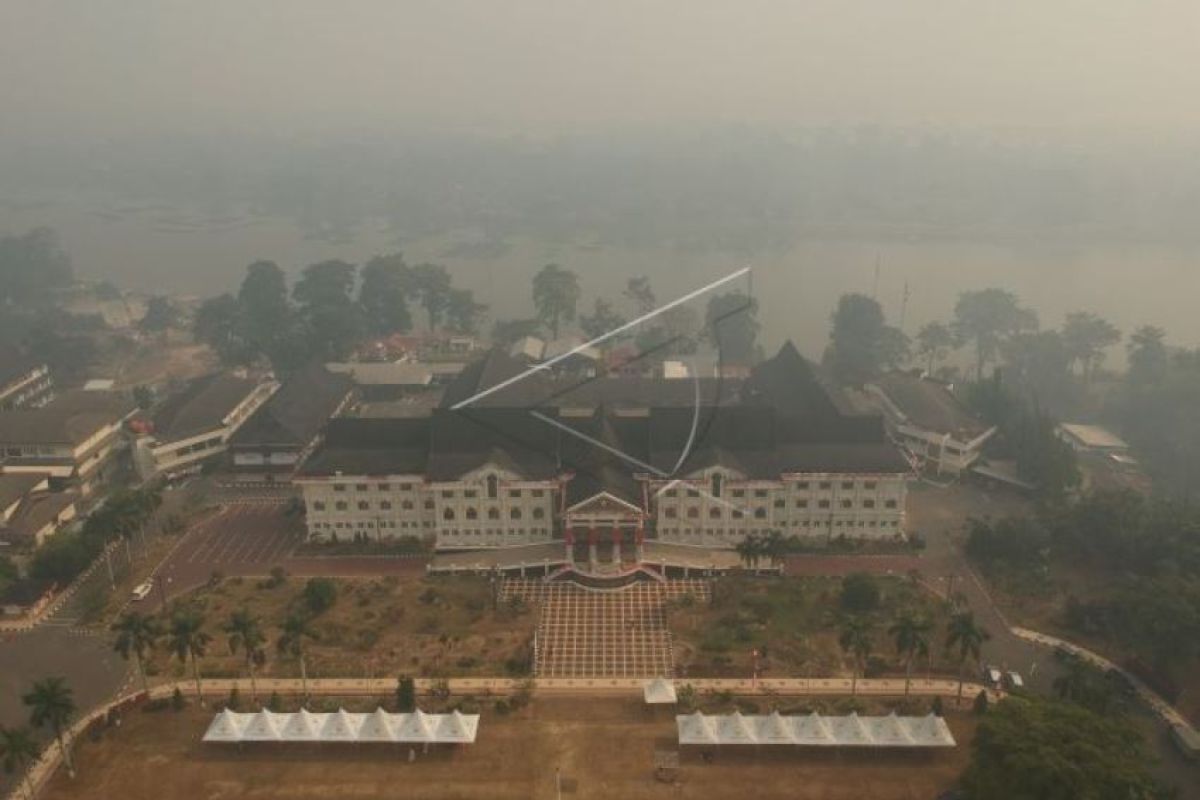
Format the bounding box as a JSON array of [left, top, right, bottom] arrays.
[[333, 482, 415, 493], [328, 483, 549, 501], [659, 518, 902, 537], [443, 507, 545, 521], [662, 479, 884, 499], [438, 528, 551, 538], [662, 498, 897, 518], [311, 520, 434, 531]]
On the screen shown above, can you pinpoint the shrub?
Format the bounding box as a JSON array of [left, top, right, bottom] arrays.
[[303, 578, 338, 615], [227, 686, 241, 711], [839, 573, 881, 614], [494, 699, 511, 715], [267, 692, 283, 712], [973, 690, 989, 715], [931, 695, 944, 717], [396, 676, 416, 712], [171, 687, 185, 711]]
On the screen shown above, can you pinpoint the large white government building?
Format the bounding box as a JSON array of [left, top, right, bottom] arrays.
[[296, 343, 911, 553]]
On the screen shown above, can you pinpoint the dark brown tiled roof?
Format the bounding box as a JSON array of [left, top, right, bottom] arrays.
[[0, 409, 120, 446], [152, 373, 263, 441], [873, 372, 990, 441], [0, 473, 47, 512], [230, 364, 353, 448]]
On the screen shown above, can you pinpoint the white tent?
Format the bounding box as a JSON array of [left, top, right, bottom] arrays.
[[676, 712, 957, 749], [201, 707, 481, 746], [434, 711, 478, 744], [395, 709, 436, 743], [321, 708, 363, 742], [677, 711, 719, 746], [202, 709, 246, 743], [792, 712, 835, 746], [714, 712, 757, 745], [240, 710, 283, 742], [643, 678, 678, 705], [358, 708, 399, 743], [756, 711, 795, 745], [280, 709, 323, 741]]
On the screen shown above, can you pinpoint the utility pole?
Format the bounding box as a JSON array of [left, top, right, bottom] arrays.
[[898, 281, 911, 332], [104, 545, 116, 591]]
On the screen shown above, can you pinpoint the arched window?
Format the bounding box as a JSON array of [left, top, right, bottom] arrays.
[[488, 507, 500, 520], [443, 507, 455, 521], [687, 507, 699, 519], [754, 507, 767, 519], [510, 508, 522, 520], [711, 473, 723, 497], [487, 475, 498, 499], [709, 507, 721, 519], [466, 507, 478, 520], [532, 507, 545, 519]]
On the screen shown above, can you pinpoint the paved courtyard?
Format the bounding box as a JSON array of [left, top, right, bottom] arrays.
[[504, 579, 709, 679]]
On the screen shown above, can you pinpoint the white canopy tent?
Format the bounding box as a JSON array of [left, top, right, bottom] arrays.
[[643, 678, 678, 705], [203, 707, 481, 745], [676, 712, 956, 748]]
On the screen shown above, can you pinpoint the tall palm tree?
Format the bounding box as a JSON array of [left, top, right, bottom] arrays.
[[889, 612, 932, 697], [111, 611, 163, 694], [168, 611, 212, 702], [838, 615, 874, 696], [225, 610, 267, 703], [945, 611, 990, 705], [22, 678, 76, 779], [1, 725, 42, 800], [277, 613, 319, 703]]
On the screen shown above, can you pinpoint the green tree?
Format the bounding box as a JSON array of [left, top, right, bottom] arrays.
[[303, 578, 338, 615], [839, 573, 881, 614], [962, 696, 1159, 800], [889, 611, 932, 697], [1061, 311, 1120, 384], [396, 675, 417, 712], [532, 264, 580, 339], [0, 227, 73, 307], [945, 611, 989, 705], [138, 295, 177, 333], [407, 263, 453, 331], [22, 678, 76, 778], [358, 253, 413, 335], [838, 615, 874, 697], [111, 611, 163, 695], [193, 294, 252, 366], [623, 276, 656, 316], [915, 321, 957, 375], [953, 288, 1038, 380], [0, 725, 41, 800], [293, 260, 363, 360], [824, 293, 908, 385], [444, 288, 487, 335], [1125, 325, 1168, 385], [277, 613, 319, 703], [579, 298, 627, 343], [224, 610, 267, 703], [237, 260, 296, 367], [706, 292, 759, 365], [168, 611, 212, 701]]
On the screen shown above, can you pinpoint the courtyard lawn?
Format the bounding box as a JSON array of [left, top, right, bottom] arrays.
[[42, 697, 976, 800], [668, 576, 960, 680], [145, 575, 537, 684]]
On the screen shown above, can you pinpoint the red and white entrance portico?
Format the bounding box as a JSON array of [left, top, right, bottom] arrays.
[[562, 491, 646, 574]]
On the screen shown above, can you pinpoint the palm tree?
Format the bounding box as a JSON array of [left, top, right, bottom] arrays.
[[838, 616, 874, 696], [277, 613, 319, 703], [1, 725, 42, 800], [225, 610, 267, 703], [168, 611, 212, 702], [945, 611, 990, 705], [111, 611, 163, 694], [889, 612, 932, 697], [22, 678, 76, 778]]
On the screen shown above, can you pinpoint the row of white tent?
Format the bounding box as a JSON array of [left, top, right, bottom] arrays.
[[203, 708, 480, 744], [677, 711, 956, 748]]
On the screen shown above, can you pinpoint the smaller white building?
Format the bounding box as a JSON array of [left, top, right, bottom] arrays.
[[1056, 423, 1129, 454], [867, 372, 995, 478], [135, 373, 277, 480]]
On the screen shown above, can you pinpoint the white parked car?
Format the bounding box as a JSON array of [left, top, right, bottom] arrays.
[[1004, 671, 1025, 690], [982, 665, 1003, 687], [131, 580, 154, 601]]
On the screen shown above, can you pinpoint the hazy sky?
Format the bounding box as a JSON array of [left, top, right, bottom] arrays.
[[3, 1, 1200, 142]]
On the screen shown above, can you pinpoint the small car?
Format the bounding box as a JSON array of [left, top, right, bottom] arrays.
[[131, 580, 154, 601], [982, 665, 1003, 687], [1003, 671, 1025, 690]]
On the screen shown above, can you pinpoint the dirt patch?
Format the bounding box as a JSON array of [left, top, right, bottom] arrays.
[[43, 698, 975, 800]]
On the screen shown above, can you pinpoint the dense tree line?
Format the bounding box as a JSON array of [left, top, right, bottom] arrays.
[[966, 490, 1200, 680], [193, 256, 485, 372], [29, 487, 163, 586]]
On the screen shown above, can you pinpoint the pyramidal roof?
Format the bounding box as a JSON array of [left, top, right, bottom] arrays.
[[757, 711, 794, 744], [241, 710, 283, 741], [715, 711, 756, 744], [202, 709, 246, 742], [320, 708, 363, 741], [396, 709, 436, 741], [357, 707, 399, 742], [434, 710, 476, 743], [280, 708, 323, 741]]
